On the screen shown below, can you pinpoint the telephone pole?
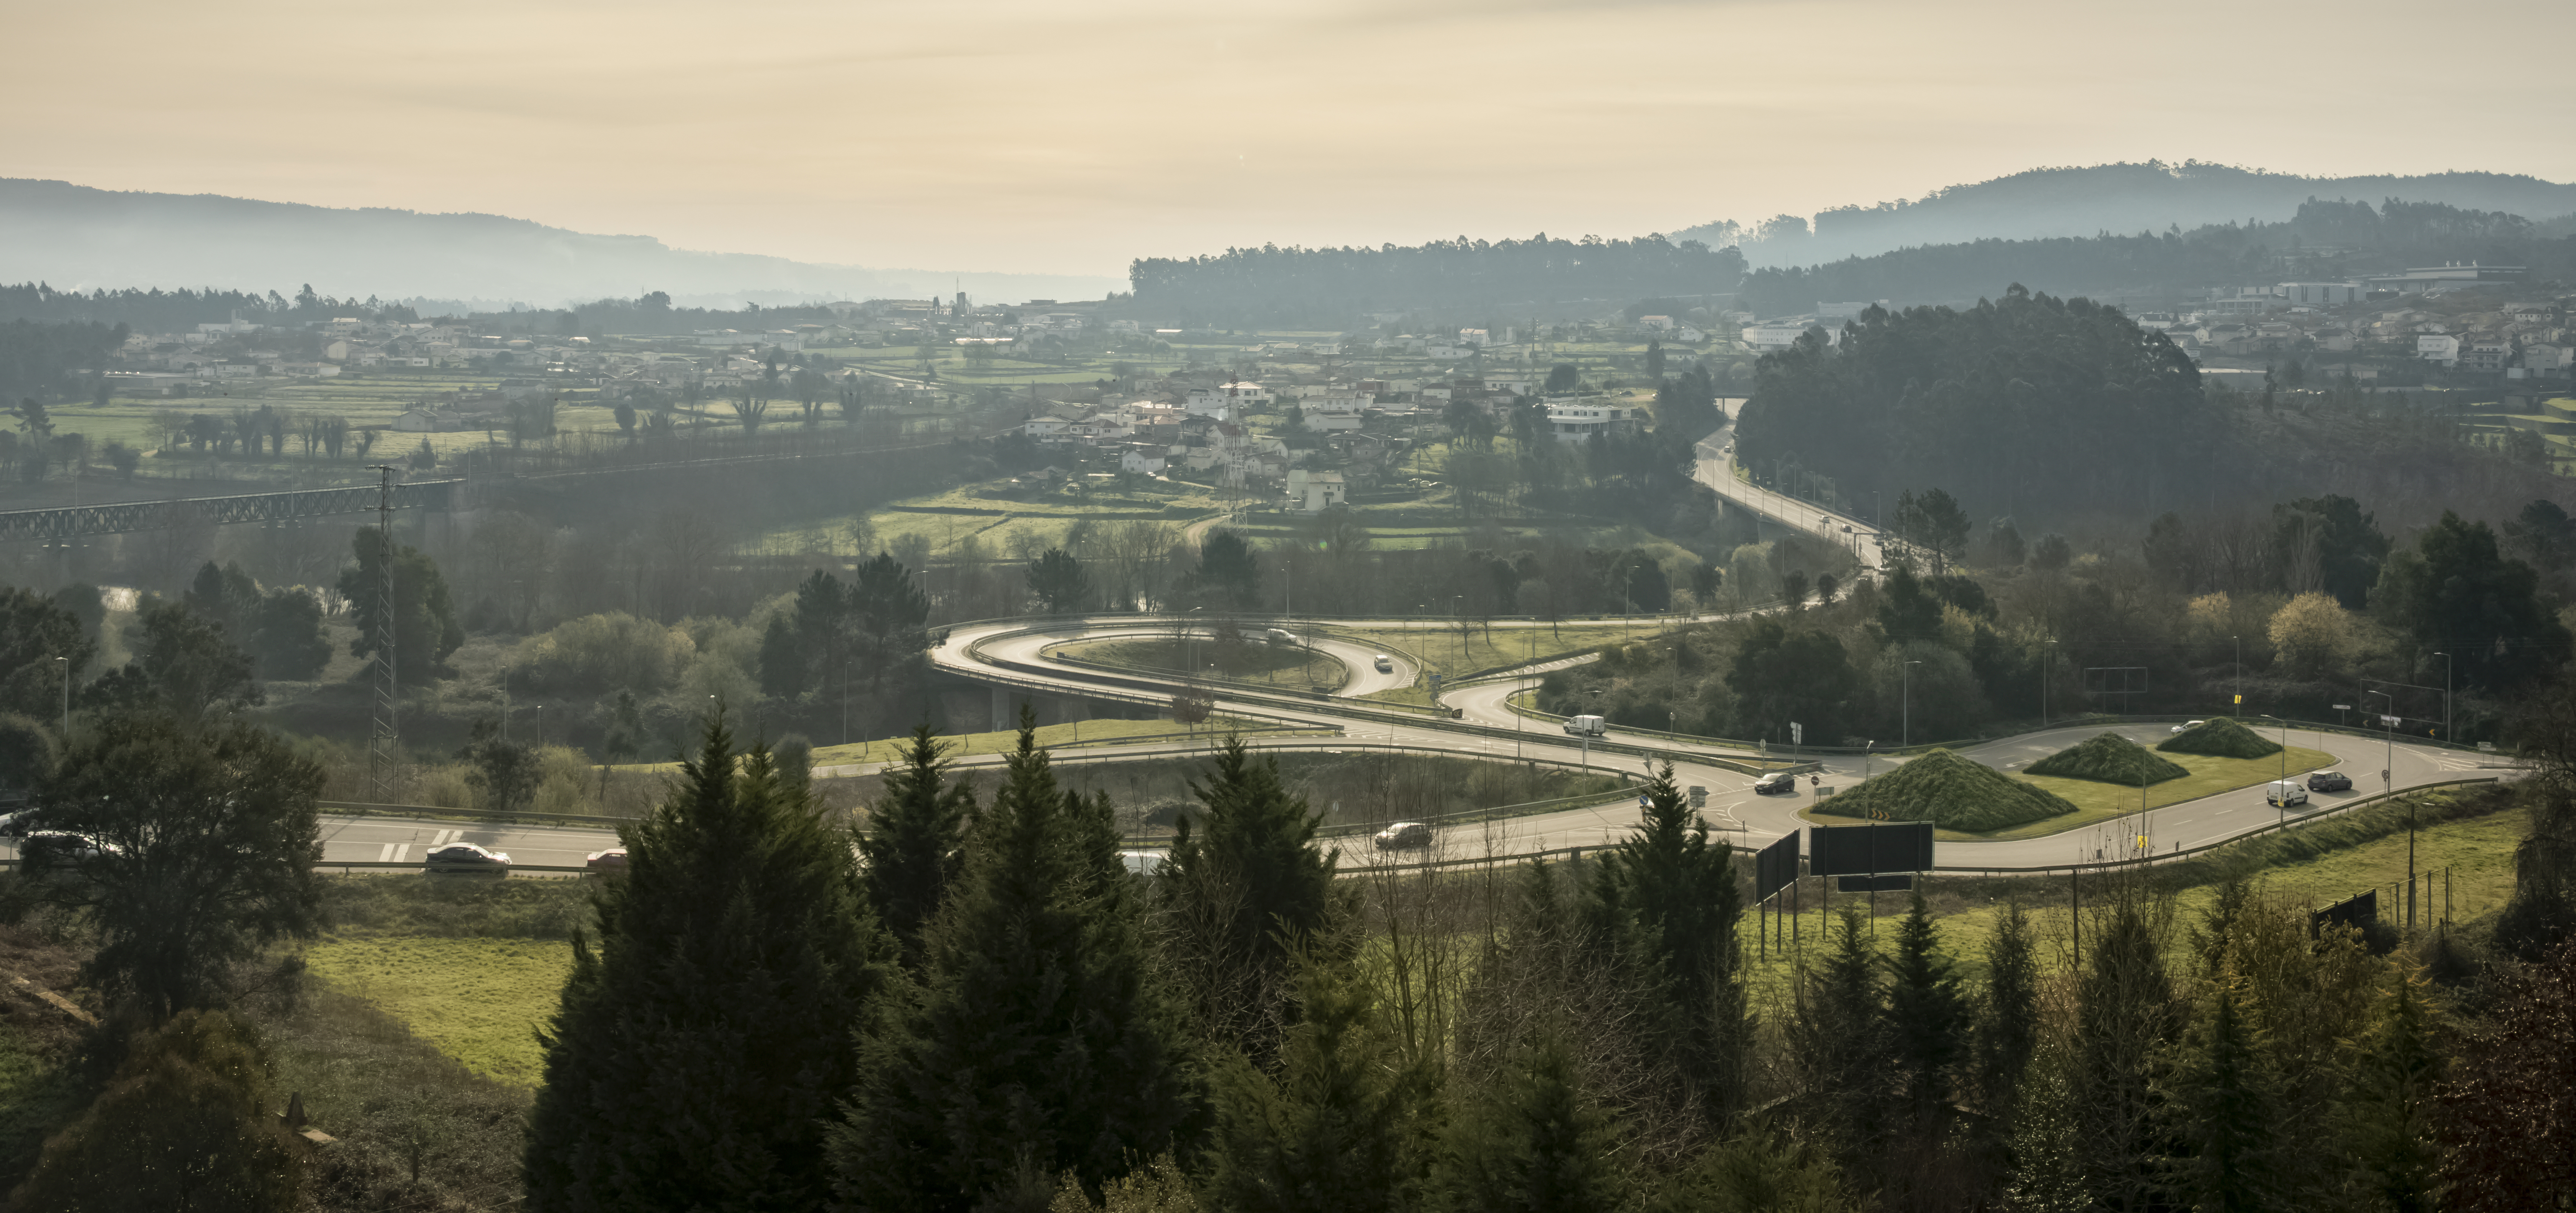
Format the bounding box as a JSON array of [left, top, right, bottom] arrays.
[[367, 464, 400, 801]]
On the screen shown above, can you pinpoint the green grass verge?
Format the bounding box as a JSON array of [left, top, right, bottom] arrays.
[[803, 718, 1333, 770], [2025, 731, 2190, 784], [1739, 784, 2519, 1008], [1324, 624, 1637, 677], [1995, 746, 2338, 841], [1813, 748, 2078, 831], [2160, 716, 2285, 758], [303, 936, 574, 1087], [1052, 637, 1347, 689]]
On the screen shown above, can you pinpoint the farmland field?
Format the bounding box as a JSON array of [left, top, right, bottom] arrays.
[[303, 935, 574, 1087]]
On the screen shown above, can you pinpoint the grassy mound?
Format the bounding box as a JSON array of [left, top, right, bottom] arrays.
[[1823, 748, 2078, 833], [2025, 731, 2191, 786], [2157, 717, 2284, 760]]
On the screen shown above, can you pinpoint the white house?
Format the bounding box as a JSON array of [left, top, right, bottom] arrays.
[[2417, 334, 2461, 366], [1544, 400, 1639, 444], [2279, 281, 2364, 307], [1742, 322, 1833, 352], [1185, 380, 1272, 417], [1287, 469, 1347, 514], [1120, 450, 1167, 476], [1306, 391, 1373, 415], [1483, 377, 1535, 396], [1305, 412, 1365, 432], [1638, 315, 1676, 332], [2523, 344, 2571, 374], [1458, 328, 1491, 346]]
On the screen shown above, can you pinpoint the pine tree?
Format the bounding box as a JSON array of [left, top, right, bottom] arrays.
[[859, 724, 976, 968], [2162, 983, 2282, 1213], [2341, 975, 2444, 1213], [524, 713, 892, 1211], [1438, 1030, 1626, 1213], [1206, 951, 1435, 1213], [1793, 904, 1888, 1157], [1162, 735, 1337, 1064], [2075, 892, 2179, 1213], [1977, 899, 2039, 1112], [759, 613, 805, 696], [1997, 1041, 2091, 1213], [1588, 761, 1750, 1112], [1883, 891, 1970, 1118], [831, 718, 1191, 1211]]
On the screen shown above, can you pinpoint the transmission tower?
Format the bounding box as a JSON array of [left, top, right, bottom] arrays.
[[367, 464, 400, 801]]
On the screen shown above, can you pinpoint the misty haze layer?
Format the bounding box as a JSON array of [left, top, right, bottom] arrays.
[[0, 180, 1123, 308]]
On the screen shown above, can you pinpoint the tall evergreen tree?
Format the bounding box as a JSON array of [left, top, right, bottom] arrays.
[[831, 717, 1190, 1211], [1883, 892, 1970, 1118], [1438, 1030, 1627, 1213], [1206, 951, 1434, 1213], [524, 713, 892, 1211], [1998, 1041, 2091, 1213], [1587, 761, 1750, 1112], [2341, 975, 2444, 1213], [1161, 735, 1337, 1065], [858, 724, 976, 969], [1793, 904, 1889, 1156], [2074, 892, 2179, 1213], [2161, 983, 2282, 1213], [1977, 898, 2039, 1112]]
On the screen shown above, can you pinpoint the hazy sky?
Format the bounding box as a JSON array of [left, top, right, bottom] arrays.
[[7, 0, 2571, 276]]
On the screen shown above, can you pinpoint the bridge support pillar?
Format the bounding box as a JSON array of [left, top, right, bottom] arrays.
[[992, 686, 1009, 734]]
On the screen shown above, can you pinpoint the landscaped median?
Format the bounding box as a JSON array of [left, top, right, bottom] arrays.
[[1803, 735, 2341, 842]]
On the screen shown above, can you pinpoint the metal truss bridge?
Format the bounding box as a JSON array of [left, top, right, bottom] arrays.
[[0, 479, 462, 543]]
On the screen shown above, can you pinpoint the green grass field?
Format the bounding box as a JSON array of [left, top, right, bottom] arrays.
[[303, 936, 574, 1087], [1800, 745, 2339, 841], [1327, 623, 1640, 677], [1054, 636, 1348, 689], [1743, 789, 2522, 1005], [800, 717, 1333, 771]]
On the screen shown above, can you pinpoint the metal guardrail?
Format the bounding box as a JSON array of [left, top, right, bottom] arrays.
[[0, 478, 460, 543]]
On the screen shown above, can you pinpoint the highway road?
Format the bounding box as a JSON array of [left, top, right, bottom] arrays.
[[1693, 412, 1888, 572], [0, 622, 2500, 879]]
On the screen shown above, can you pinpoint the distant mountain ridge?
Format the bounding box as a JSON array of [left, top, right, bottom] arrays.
[[0, 179, 1123, 307], [1678, 162, 2576, 268]]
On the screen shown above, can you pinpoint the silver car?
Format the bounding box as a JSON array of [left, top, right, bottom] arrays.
[[1373, 822, 1432, 850], [423, 842, 511, 875]]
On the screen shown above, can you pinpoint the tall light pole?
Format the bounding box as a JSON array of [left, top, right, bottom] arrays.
[[2365, 688, 2411, 932], [2433, 652, 2452, 741], [1902, 659, 1922, 748], [2260, 713, 2290, 831], [2232, 634, 2241, 717]]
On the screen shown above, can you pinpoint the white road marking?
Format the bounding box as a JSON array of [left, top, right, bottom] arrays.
[[377, 842, 397, 862], [432, 828, 458, 846], [392, 843, 411, 862]]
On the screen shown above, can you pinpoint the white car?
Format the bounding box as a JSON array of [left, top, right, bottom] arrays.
[[1372, 654, 1394, 673], [1374, 822, 1432, 850], [2171, 720, 2207, 734]]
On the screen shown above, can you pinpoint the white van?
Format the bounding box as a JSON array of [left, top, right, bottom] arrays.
[[1372, 654, 1394, 673], [1564, 714, 1608, 737], [2264, 779, 2309, 808], [1264, 627, 1299, 647]]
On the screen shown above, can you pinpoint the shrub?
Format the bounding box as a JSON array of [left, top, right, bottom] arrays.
[[8, 1009, 305, 1212], [510, 612, 693, 696], [2158, 717, 2283, 759], [1821, 748, 2076, 832], [2025, 732, 2189, 786]]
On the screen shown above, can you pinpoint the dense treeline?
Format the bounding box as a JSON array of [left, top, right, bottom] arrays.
[[1545, 488, 2571, 747], [1738, 198, 2576, 316], [0, 282, 418, 332], [0, 319, 128, 400], [1126, 233, 1747, 327], [1734, 286, 2215, 523]]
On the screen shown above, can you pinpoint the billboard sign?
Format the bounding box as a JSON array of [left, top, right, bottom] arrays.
[[1809, 821, 1934, 876]]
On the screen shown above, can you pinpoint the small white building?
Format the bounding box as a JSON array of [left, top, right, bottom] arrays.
[[1742, 322, 1833, 352], [1544, 400, 1640, 443], [1185, 380, 1272, 417], [1287, 469, 1347, 513], [1120, 450, 1167, 476], [2280, 281, 2364, 307], [2417, 334, 2461, 366]]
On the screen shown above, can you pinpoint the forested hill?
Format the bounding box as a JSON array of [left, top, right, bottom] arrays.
[[1124, 233, 1746, 326], [0, 179, 1122, 307], [1676, 161, 2576, 267], [1736, 198, 2576, 317], [1732, 287, 2219, 522]]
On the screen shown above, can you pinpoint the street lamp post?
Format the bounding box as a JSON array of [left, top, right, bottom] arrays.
[[2433, 652, 2452, 741], [2365, 688, 2411, 932], [2232, 635, 2241, 717], [2260, 713, 2290, 831], [1902, 659, 1922, 748]]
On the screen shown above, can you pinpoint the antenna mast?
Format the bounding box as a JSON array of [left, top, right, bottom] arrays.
[[367, 464, 400, 801]]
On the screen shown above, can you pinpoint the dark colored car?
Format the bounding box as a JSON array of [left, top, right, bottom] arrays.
[[423, 842, 511, 875], [585, 847, 629, 875], [1753, 772, 1796, 795], [2306, 770, 2353, 792], [1374, 822, 1433, 850]]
